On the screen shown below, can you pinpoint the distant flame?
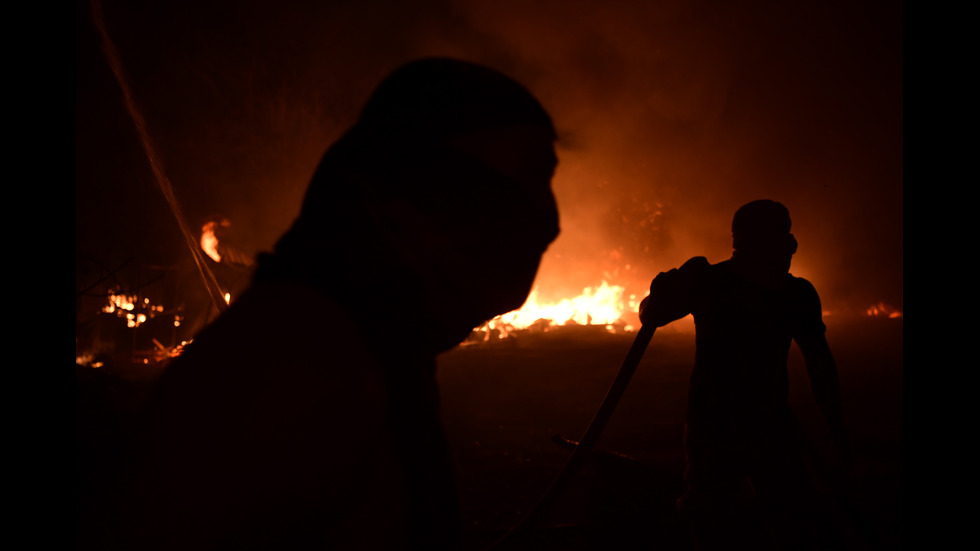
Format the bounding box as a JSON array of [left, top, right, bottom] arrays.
[[201, 221, 223, 262], [865, 301, 902, 318]]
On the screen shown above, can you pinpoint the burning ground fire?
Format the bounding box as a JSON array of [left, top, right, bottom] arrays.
[[466, 281, 903, 344], [79, 227, 902, 363], [469, 281, 641, 342]]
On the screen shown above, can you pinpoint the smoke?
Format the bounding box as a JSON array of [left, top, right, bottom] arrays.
[[435, 0, 745, 300], [77, 0, 902, 315]]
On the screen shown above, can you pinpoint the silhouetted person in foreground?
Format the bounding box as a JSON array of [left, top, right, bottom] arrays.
[[79, 58, 560, 550], [639, 200, 848, 550]]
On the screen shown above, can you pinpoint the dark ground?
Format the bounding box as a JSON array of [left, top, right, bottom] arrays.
[[437, 317, 902, 550], [76, 315, 902, 550]]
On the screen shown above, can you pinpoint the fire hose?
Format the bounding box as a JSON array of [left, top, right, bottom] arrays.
[[487, 322, 657, 550]]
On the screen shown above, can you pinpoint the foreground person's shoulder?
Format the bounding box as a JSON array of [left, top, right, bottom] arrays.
[[154, 279, 389, 432]]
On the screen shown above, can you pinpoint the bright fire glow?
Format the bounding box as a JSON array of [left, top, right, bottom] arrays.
[[473, 281, 639, 340]]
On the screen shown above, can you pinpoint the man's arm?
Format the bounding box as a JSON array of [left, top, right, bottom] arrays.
[[796, 331, 849, 462], [638, 256, 710, 327]]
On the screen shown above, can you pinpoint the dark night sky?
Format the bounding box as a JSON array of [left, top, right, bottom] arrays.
[[76, 0, 902, 318]]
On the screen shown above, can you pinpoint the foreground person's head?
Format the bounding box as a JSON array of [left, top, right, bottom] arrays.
[[267, 58, 560, 350], [731, 199, 798, 274]]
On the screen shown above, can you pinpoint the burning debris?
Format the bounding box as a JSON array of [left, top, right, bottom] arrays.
[[76, 285, 190, 370]]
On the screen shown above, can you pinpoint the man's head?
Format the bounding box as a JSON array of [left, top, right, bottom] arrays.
[[277, 58, 560, 348], [731, 200, 797, 272]]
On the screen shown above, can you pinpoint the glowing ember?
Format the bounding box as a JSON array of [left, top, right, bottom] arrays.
[[76, 353, 103, 368], [473, 281, 639, 340], [103, 292, 135, 314]]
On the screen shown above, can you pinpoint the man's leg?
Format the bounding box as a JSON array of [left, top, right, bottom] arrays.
[[678, 425, 772, 550]]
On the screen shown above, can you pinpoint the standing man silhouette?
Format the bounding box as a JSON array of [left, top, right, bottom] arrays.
[[640, 200, 848, 550]]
